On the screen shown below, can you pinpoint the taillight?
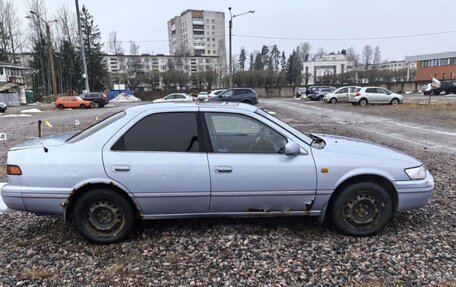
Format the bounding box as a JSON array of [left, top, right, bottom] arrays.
[[7, 165, 22, 175], [354, 92, 361, 97]]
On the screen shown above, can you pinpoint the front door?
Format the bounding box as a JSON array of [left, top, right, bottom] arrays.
[[202, 112, 317, 213], [103, 111, 211, 215]]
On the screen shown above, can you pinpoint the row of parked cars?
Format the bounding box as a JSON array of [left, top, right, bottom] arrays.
[[421, 80, 456, 95], [299, 85, 403, 106], [55, 92, 109, 110], [153, 88, 259, 105]]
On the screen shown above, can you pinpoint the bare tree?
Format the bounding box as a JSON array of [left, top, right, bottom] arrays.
[[362, 45, 373, 71], [0, 0, 24, 62], [373, 46, 381, 67], [56, 5, 77, 46], [108, 31, 123, 55], [298, 42, 311, 62], [315, 47, 325, 58]]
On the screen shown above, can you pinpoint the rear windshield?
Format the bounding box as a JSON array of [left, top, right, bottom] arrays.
[[66, 111, 126, 143]]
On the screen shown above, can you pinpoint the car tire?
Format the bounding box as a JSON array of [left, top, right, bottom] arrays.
[[93, 102, 100, 108], [390, 98, 400, 105], [330, 181, 393, 236], [359, 98, 368, 107], [80, 104, 87, 109], [330, 98, 337, 104], [73, 189, 136, 244], [318, 95, 324, 101], [241, 99, 252, 105], [58, 104, 64, 110]]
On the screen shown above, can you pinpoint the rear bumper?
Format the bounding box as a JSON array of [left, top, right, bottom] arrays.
[[395, 171, 434, 211]]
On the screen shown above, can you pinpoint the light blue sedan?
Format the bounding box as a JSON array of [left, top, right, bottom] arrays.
[[1, 103, 434, 243]]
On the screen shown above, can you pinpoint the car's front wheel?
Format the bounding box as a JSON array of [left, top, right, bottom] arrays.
[[390, 98, 400, 105], [330, 97, 337, 104], [330, 182, 393, 236], [73, 189, 136, 243], [93, 102, 100, 108]]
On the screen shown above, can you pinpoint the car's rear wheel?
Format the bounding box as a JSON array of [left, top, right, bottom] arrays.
[[330, 97, 337, 104], [318, 95, 324, 101], [80, 104, 87, 109], [73, 189, 136, 243], [57, 104, 64, 110], [93, 102, 100, 108], [330, 182, 393, 236], [241, 99, 252, 105], [390, 98, 400, 105], [359, 98, 368, 107]]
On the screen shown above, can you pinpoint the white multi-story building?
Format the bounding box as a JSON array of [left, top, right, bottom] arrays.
[[168, 10, 226, 71], [103, 54, 221, 75], [302, 54, 354, 85], [370, 60, 417, 72]]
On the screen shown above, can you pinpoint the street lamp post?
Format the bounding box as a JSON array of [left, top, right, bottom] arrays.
[[75, 0, 90, 93], [228, 7, 254, 88], [29, 11, 58, 102]]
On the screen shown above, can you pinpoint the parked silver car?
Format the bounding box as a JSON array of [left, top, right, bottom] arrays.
[[1, 103, 434, 243], [323, 86, 361, 104], [349, 87, 403, 106]]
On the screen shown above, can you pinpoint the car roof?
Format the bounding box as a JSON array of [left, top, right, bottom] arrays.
[[126, 102, 257, 114]]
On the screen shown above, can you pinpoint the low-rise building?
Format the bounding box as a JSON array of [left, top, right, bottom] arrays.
[[405, 51, 456, 82], [302, 54, 354, 85], [0, 61, 28, 106]]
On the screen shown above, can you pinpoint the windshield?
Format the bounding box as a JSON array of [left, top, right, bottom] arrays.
[[66, 111, 126, 143], [256, 109, 312, 145], [75, 96, 83, 101]]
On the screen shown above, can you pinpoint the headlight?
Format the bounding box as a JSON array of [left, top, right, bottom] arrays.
[[405, 165, 427, 180]]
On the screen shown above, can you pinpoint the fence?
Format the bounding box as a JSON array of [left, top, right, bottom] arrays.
[[0, 93, 20, 107]]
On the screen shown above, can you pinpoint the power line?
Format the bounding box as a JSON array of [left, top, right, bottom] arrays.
[[232, 30, 456, 41], [102, 29, 456, 45]]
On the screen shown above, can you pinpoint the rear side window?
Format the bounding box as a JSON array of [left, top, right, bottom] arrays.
[[112, 112, 200, 152], [365, 88, 377, 93], [234, 89, 244, 96]]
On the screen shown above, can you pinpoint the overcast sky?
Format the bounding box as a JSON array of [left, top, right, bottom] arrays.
[[16, 0, 456, 61]]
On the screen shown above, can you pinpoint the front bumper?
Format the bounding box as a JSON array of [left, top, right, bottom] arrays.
[[395, 171, 434, 211]]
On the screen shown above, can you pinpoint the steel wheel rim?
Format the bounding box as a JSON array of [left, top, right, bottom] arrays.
[[330, 98, 337, 104], [392, 99, 399, 105], [359, 99, 367, 106], [86, 200, 125, 236], [343, 193, 384, 227]]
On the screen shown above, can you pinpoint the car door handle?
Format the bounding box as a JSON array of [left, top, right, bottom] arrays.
[[214, 166, 232, 173], [113, 165, 130, 172]]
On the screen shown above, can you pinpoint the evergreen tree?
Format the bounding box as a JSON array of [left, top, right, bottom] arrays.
[[286, 49, 302, 86], [59, 40, 81, 94], [270, 45, 280, 71], [239, 48, 246, 71], [254, 53, 264, 70], [281, 51, 287, 71], [260, 45, 269, 70], [80, 5, 106, 91], [249, 53, 254, 71]]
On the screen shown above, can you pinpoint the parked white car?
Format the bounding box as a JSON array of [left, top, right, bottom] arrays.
[[324, 86, 361, 104], [208, 89, 225, 100], [153, 93, 194, 103], [349, 87, 403, 106], [197, 92, 209, 101]]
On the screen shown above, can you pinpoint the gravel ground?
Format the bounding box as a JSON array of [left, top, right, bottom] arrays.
[[0, 101, 455, 286]]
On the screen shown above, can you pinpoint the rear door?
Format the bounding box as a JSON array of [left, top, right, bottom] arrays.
[[201, 111, 317, 213], [102, 109, 211, 215], [364, 88, 378, 103]]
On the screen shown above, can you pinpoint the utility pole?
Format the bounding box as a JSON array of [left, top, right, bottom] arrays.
[[228, 8, 254, 89], [75, 0, 90, 92], [29, 11, 58, 102], [45, 23, 58, 102]]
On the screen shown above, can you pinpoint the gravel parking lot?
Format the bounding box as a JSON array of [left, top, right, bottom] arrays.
[[0, 100, 455, 286]]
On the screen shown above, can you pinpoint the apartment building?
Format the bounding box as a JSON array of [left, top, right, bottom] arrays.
[[103, 54, 221, 75], [167, 10, 226, 70], [0, 61, 28, 106]]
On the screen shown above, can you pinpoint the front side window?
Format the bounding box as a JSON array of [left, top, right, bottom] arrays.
[[112, 113, 199, 152], [337, 88, 348, 94], [376, 88, 389, 94], [205, 113, 287, 154]]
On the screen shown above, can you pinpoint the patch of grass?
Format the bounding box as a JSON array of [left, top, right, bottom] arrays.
[[402, 101, 456, 110], [19, 269, 54, 280]]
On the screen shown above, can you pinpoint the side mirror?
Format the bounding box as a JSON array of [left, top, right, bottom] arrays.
[[284, 141, 300, 156]]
